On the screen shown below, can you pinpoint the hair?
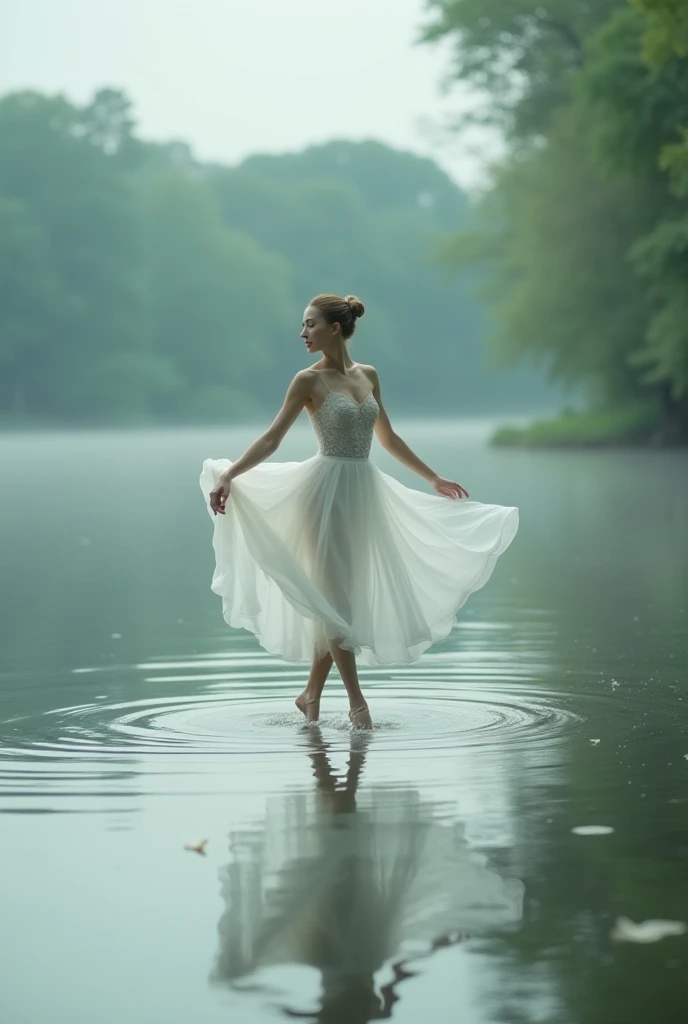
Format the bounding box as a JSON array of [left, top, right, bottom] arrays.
[[310, 293, 365, 341]]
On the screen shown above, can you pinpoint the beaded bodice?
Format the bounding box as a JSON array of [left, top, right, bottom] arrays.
[[310, 392, 379, 459]]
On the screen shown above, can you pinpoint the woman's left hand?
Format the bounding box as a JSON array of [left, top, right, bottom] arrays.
[[430, 475, 469, 499]]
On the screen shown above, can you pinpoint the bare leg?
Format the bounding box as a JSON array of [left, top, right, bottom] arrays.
[[295, 649, 333, 723], [327, 639, 373, 730]]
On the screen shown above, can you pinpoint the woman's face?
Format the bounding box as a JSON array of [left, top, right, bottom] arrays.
[[300, 305, 340, 354]]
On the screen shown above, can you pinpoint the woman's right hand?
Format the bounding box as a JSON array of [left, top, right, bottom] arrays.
[[209, 471, 232, 515], [207, 372, 311, 517]]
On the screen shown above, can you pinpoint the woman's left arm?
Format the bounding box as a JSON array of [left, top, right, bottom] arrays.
[[368, 367, 469, 499]]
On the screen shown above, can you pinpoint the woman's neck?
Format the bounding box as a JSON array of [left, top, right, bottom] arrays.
[[319, 348, 355, 374]]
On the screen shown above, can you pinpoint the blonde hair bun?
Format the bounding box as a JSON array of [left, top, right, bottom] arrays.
[[309, 293, 365, 339], [344, 295, 365, 319]]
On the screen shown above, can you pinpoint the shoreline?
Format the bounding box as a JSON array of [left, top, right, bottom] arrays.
[[490, 403, 687, 449]]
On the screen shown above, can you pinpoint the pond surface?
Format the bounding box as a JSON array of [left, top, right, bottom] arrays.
[[1, 420, 687, 1023]]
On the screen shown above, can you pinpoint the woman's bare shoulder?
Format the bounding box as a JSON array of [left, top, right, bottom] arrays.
[[290, 368, 322, 401], [292, 368, 323, 388], [357, 363, 379, 386]]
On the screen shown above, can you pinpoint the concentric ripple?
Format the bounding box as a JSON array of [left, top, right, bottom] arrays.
[[6, 636, 671, 807], [6, 683, 583, 756], [1, 647, 585, 787]]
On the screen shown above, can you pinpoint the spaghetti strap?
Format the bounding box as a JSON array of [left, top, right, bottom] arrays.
[[315, 371, 333, 394]]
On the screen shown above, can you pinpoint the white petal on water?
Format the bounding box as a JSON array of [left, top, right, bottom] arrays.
[[184, 838, 208, 855], [590, 739, 601, 745], [611, 917, 687, 943], [571, 825, 614, 836], [111, 633, 122, 639]]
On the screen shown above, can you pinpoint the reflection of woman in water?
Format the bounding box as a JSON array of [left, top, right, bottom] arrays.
[[210, 729, 524, 1022], [200, 294, 518, 729]]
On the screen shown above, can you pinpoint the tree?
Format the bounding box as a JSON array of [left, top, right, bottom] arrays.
[[242, 139, 469, 227], [422, 0, 688, 440], [0, 90, 148, 419], [441, 109, 656, 403], [0, 197, 70, 418], [79, 87, 142, 167], [0, 86, 537, 423], [140, 172, 294, 420], [212, 142, 514, 412], [632, 0, 688, 61], [579, 8, 688, 431], [420, 0, 621, 137]]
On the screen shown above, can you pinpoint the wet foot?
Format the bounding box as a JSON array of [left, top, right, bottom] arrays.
[[295, 690, 320, 723], [349, 704, 373, 730]]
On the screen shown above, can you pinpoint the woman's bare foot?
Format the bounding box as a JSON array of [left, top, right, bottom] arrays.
[[349, 703, 373, 730], [295, 690, 321, 723]]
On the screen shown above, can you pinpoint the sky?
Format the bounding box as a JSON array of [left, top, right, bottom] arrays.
[[1, 0, 500, 191]]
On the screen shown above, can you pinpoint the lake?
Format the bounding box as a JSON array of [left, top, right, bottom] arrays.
[[1, 419, 687, 1024]]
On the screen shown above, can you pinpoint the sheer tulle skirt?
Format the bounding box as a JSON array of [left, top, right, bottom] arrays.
[[199, 454, 518, 666]]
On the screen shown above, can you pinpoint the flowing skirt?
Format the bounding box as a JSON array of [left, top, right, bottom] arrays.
[[199, 454, 518, 666]]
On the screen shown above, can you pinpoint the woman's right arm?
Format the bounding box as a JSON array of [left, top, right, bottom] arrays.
[[209, 371, 313, 515]]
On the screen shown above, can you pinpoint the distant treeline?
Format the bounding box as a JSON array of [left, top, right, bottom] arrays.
[[0, 88, 552, 426], [424, 0, 688, 443]]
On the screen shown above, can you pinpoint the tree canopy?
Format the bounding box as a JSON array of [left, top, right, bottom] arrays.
[[0, 89, 550, 425], [423, 0, 688, 440]]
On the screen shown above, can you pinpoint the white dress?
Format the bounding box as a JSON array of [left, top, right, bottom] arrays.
[[199, 375, 518, 666]]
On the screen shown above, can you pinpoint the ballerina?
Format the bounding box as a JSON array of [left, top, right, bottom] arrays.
[[200, 294, 518, 729]]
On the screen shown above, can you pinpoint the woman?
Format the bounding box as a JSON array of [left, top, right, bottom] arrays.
[[200, 294, 518, 730]]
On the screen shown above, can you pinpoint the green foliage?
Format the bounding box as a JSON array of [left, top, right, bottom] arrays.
[[631, 0, 688, 62], [492, 400, 660, 447], [442, 110, 655, 402], [0, 197, 69, 417], [209, 148, 503, 410], [630, 217, 688, 399], [241, 139, 469, 226], [218, 140, 528, 411], [580, 8, 688, 181], [626, 3, 688, 199], [140, 172, 293, 419], [579, 7, 688, 411], [425, 0, 688, 442], [421, 0, 619, 136], [0, 91, 147, 419], [1, 87, 523, 424], [660, 129, 688, 197]]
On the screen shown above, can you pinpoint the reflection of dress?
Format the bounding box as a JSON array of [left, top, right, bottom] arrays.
[[200, 375, 518, 665], [210, 731, 524, 1022], [212, 788, 524, 985]]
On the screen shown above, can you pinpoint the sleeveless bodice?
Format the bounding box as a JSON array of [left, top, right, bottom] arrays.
[[310, 392, 379, 459]]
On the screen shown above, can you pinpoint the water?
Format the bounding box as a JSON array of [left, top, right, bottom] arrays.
[[1, 420, 687, 1024]]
